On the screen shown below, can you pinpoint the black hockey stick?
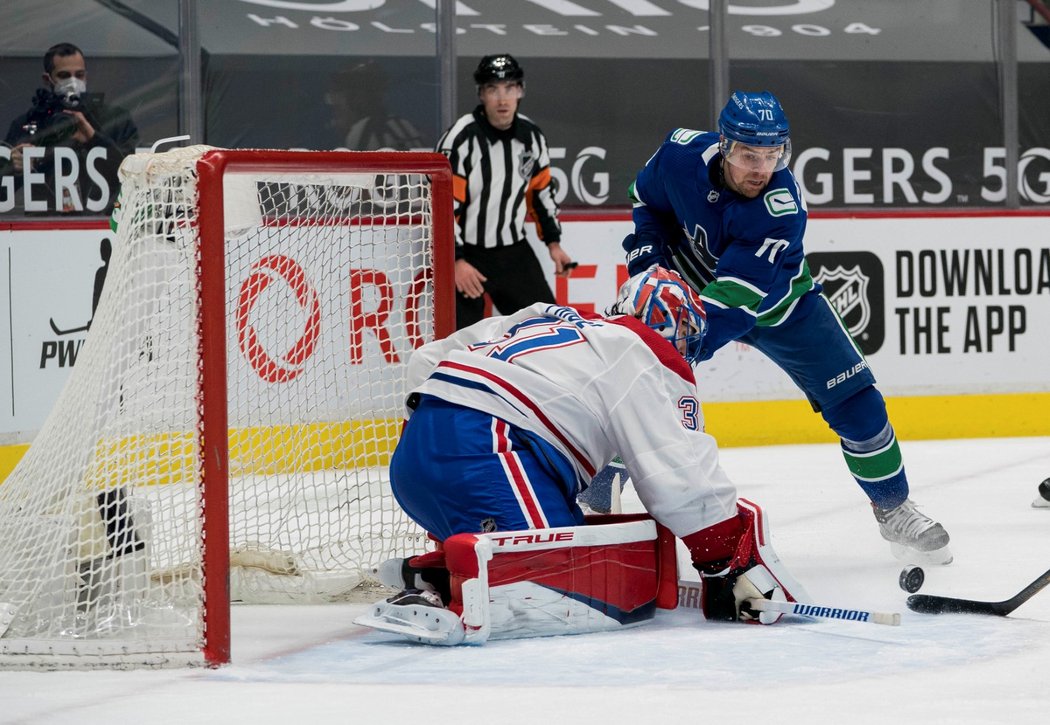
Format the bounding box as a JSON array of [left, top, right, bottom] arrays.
[[907, 566, 1050, 616]]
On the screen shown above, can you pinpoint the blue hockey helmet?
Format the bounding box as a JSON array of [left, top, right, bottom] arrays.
[[613, 266, 707, 365], [718, 91, 792, 172]]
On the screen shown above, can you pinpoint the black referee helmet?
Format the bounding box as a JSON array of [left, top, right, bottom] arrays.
[[473, 54, 524, 85]]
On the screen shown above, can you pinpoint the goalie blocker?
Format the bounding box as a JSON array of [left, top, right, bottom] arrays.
[[355, 500, 807, 644]]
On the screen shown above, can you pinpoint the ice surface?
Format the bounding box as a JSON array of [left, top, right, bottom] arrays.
[[2, 437, 1049, 724]]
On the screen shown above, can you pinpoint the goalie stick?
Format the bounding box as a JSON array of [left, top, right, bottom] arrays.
[[746, 599, 901, 626], [679, 580, 899, 626], [906, 566, 1050, 616]]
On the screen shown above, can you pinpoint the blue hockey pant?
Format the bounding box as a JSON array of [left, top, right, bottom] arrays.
[[389, 395, 585, 541], [741, 292, 908, 509]]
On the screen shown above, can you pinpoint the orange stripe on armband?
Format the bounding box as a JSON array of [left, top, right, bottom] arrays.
[[452, 175, 467, 203], [528, 166, 551, 192]]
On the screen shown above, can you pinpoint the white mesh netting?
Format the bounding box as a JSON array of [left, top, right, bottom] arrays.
[[0, 146, 448, 667]]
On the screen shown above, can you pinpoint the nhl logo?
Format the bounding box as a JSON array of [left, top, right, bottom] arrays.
[[519, 150, 536, 179], [707, 190, 720, 203], [814, 264, 871, 339]]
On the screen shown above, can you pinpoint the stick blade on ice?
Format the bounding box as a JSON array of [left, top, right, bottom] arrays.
[[907, 567, 1050, 617], [906, 595, 1008, 616]]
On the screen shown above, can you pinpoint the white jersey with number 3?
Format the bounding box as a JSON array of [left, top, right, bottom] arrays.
[[407, 303, 738, 538]]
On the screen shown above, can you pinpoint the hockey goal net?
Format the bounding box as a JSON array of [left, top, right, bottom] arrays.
[[0, 147, 454, 668]]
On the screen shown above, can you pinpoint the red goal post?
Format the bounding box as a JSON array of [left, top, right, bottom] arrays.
[[0, 147, 455, 668], [196, 150, 455, 665]]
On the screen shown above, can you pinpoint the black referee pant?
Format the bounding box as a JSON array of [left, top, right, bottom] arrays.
[[457, 242, 555, 329]]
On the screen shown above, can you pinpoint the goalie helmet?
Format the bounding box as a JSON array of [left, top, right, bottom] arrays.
[[613, 266, 707, 365], [474, 54, 524, 85], [718, 90, 792, 172]]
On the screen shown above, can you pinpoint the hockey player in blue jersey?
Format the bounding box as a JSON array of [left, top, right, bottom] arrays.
[[621, 90, 952, 565]]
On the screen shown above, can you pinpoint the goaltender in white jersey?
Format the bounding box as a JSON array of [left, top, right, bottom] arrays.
[[357, 267, 807, 645], [407, 302, 731, 538]]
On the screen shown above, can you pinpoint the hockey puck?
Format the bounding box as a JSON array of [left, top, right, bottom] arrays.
[[899, 565, 925, 593]]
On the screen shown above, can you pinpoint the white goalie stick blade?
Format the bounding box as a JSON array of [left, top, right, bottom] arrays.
[[354, 599, 466, 646], [676, 580, 899, 626], [747, 598, 901, 626]]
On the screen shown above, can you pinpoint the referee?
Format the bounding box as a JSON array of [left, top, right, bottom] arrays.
[[436, 54, 574, 329]]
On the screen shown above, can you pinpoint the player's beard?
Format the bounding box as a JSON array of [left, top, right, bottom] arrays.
[[724, 163, 770, 198]]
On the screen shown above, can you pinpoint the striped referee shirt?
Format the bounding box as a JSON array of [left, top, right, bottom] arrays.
[[436, 106, 562, 259]]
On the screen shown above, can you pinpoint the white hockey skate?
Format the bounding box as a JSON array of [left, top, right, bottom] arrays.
[[872, 499, 952, 565]]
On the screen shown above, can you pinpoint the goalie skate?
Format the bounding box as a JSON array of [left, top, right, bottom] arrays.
[[354, 589, 466, 646], [872, 499, 953, 565]]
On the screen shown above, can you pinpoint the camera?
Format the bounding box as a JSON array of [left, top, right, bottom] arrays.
[[20, 88, 98, 146]]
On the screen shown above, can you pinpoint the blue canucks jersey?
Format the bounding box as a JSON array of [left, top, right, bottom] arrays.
[[621, 126, 923, 524], [625, 128, 816, 361]]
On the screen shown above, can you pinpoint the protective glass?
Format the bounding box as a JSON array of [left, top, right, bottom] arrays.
[[720, 138, 792, 173]]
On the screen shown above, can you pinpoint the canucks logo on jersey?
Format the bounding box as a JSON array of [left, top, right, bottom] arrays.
[[764, 188, 798, 217], [669, 128, 704, 145]]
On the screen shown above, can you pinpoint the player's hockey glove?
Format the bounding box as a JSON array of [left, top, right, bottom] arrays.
[[622, 233, 666, 276], [696, 561, 783, 623], [683, 500, 805, 624]]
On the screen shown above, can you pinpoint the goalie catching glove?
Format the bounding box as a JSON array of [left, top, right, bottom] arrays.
[[682, 498, 808, 624]]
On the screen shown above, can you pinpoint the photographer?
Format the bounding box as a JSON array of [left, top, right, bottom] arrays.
[[1, 42, 138, 215]]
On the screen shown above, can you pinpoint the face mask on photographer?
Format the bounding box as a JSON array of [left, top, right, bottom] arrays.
[[52, 76, 86, 98]]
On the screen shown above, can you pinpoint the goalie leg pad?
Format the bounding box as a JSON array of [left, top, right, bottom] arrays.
[[356, 515, 677, 646], [447, 515, 678, 643]]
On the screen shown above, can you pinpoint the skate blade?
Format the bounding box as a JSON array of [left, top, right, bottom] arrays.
[[1032, 497, 1050, 509], [890, 542, 953, 566], [354, 602, 465, 645]]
